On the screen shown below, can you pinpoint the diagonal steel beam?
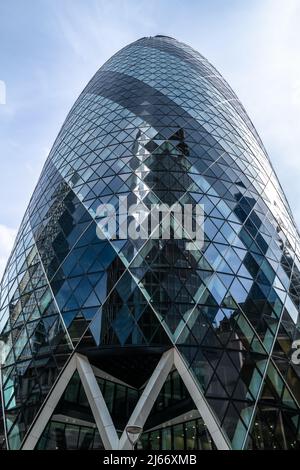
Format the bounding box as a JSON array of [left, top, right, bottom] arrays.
[[21, 354, 77, 450], [174, 348, 231, 450], [119, 348, 174, 449], [76, 354, 119, 450]]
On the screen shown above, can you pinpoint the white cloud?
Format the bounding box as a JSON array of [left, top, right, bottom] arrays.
[[0, 224, 17, 280], [52, 0, 157, 66], [0, 80, 6, 105]]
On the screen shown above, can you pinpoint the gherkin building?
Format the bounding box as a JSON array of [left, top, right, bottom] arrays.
[[1, 35, 300, 451]]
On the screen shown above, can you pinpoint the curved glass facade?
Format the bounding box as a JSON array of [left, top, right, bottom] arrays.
[[0, 35, 300, 450]]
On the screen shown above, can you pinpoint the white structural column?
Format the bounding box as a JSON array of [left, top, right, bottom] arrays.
[[119, 348, 230, 450], [76, 354, 119, 450], [21, 354, 77, 450], [119, 348, 174, 450], [21, 353, 119, 450], [174, 348, 231, 450], [21, 348, 231, 450]]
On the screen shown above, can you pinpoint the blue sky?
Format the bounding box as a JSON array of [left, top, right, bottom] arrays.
[[0, 0, 300, 276]]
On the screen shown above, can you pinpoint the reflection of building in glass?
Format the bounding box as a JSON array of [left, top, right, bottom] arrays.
[[0, 35, 300, 450]]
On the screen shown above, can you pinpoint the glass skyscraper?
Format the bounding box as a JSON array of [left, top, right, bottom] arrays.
[[0, 35, 300, 451]]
